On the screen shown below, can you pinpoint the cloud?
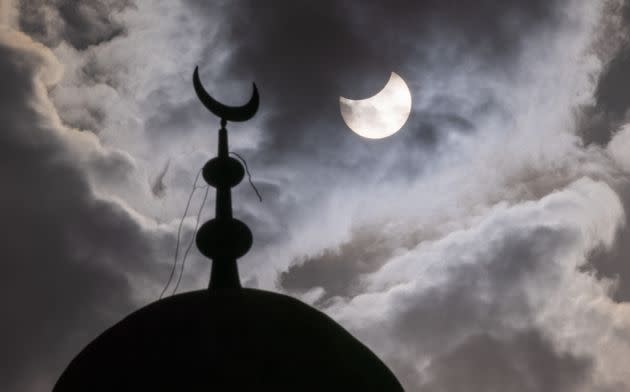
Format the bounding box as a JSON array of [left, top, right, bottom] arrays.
[[575, 0, 630, 146], [6, 0, 630, 391], [18, 0, 132, 50], [576, 3, 630, 302], [0, 28, 171, 391], [421, 331, 592, 392], [320, 178, 626, 390]]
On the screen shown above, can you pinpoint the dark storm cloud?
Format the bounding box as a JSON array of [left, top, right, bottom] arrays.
[[576, 0, 630, 147], [280, 229, 396, 300], [577, 0, 630, 303], [0, 32, 165, 390], [584, 179, 630, 302], [182, 0, 563, 160], [280, 223, 446, 301], [421, 331, 592, 392], [390, 224, 574, 355], [577, 48, 630, 147], [19, 0, 132, 50]]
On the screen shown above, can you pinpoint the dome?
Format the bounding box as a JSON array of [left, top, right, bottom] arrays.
[[54, 288, 403, 391]]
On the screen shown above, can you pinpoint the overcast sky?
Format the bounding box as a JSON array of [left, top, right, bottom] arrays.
[[4, 0, 630, 390]]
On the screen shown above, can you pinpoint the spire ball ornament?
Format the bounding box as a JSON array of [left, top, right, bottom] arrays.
[[192, 66, 259, 290]]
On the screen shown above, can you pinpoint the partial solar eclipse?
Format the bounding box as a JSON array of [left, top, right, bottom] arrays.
[[339, 72, 412, 139]]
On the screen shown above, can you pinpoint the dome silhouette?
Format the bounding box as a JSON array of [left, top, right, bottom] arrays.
[[54, 289, 403, 390], [53, 68, 403, 391]]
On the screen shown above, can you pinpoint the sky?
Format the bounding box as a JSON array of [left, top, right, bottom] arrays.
[[3, 0, 630, 390]]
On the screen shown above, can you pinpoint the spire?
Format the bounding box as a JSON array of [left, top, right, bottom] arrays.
[[192, 67, 258, 290]]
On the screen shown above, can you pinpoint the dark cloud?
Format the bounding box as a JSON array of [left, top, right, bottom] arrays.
[[19, 0, 133, 50], [390, 224, 574, 355], [577, 46, 630, 146], [280, 229, 397, 300], [280, 220, 451, 301], [0, 33, 164, 390], [180, 0, 564, 162], [576, 1, 630, 146], [151, 159, 170, 198], [578, 1, 630, 301], [584, 180, 630, 302], [421, 331, 592, 392]]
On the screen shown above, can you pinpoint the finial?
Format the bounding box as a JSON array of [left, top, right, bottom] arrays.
[[193, 66, 258, 122], [193, 66, 258, 290]]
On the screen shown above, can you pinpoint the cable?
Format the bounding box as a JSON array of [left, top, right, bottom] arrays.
[[162, 152, 259, 297], [172, 184, 209, 295], [230, 151, 263, 202], [159, 169, 202, 299]]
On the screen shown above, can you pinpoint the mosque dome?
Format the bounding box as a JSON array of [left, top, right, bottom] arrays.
[[54, 68, 403, 391], [54, 288, 403, 390]]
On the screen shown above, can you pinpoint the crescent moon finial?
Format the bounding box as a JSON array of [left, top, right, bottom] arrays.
[[193, 66, 259, 123]]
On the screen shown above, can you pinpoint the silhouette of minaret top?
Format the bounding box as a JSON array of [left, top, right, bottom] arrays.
[[192, 66, 258, 290], [53, 66, 404, 392]]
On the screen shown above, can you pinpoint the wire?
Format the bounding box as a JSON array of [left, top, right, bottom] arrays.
[[161, 152, 259, 297], [159, 169, 202, 300], [172, 184, 209, 295], [230, 151, 263, 202]]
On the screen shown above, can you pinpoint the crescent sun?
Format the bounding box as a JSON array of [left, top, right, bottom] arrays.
[[339, 72, 412, 139]]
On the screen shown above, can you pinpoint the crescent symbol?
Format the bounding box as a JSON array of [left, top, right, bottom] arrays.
[[193, 66, 259, 122]]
